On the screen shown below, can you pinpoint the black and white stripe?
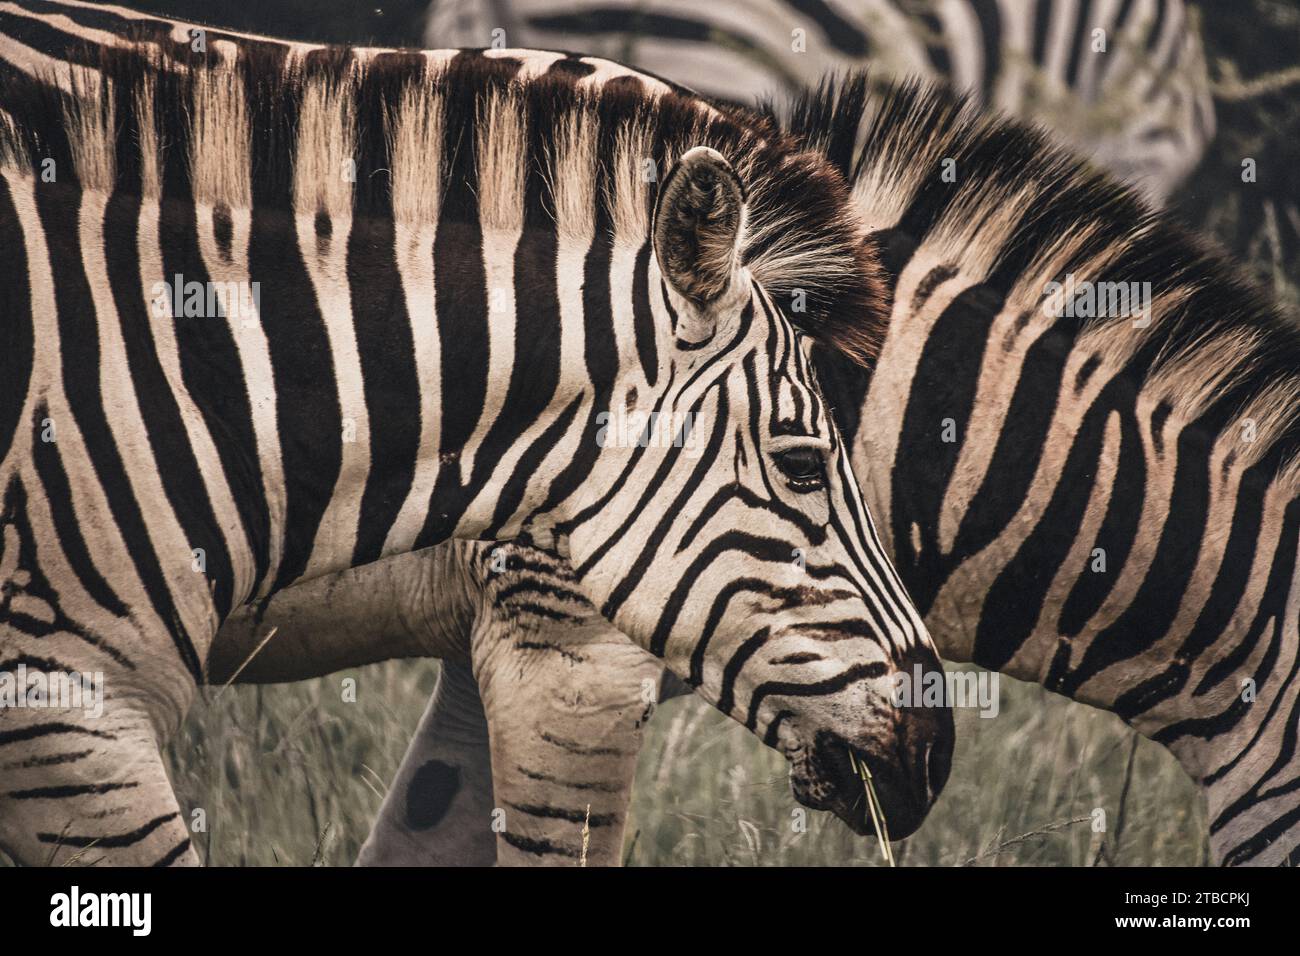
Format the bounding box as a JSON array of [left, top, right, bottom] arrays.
[[0, 3, 953, 865], [423, 0, 1216, 201]]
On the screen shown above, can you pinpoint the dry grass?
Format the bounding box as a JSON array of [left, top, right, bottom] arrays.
[[153, 659, 1206, 867], [622, 664, 1205, 866]]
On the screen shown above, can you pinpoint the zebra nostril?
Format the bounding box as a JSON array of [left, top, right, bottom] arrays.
[[927, 731, 953, 800]]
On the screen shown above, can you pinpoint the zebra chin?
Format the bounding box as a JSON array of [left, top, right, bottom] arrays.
[[785, 704, 954, 840]]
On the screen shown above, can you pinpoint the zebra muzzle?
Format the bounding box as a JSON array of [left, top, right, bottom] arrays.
[[794, 718, 953, 841]]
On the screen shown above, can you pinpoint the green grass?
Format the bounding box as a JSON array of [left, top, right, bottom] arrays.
[[162, 660, 1205, 866]]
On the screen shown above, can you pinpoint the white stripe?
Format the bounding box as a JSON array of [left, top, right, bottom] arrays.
[[383, 222, 443, 557], [298, 211, 373, 581]]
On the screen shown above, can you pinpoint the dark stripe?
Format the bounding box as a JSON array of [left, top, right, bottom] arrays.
[[1055, 400, 1147, 642], [6, 781, 138, 799], [716, 627, 770, 716], [773, 652, 824, 665], [538, 731, 626, 757], [33, 182, 202, 681], [494, 579, 588, 608], [0, 722, 116, 746], [657, 533, 871, 663], [745, 661, 889, 732], [1198, 502, 1300, 707], [499, 831, 579, 858], [249, 81, 344, 594], [1032, 0, 1053, 65], [348, 209, 419, 566], [345, 51, 423, 565], [512, 640, 585, 663], [478, 123, 565, 535], [0, 8, 131, 72], [152, 837, 193, 867], [1178, 503, 1300, 779], [485, 396, 585, 537], [3, 750, 95, 770], [890, 284, 1004, 615], [631, 243, 658, 385], [1113, 473, 1267, 719], [29, 408, 129, 620], [915, 8, 950, 76], [1065, 0, 1094, 88], [785, 0, 871, 57], [1147, 0, 1168, 53], [970, 0, 1003, 107], [415, 59, 496, 546], [506, 802, 617, 826], [951, 317, 1077, 602], [514, 766, 622, 792], [527, 89, 621, 524], [0, 176, 32, 466], [545, 57, 597, 81], [763, 709, 794, 748], [38, 811, 178, 848], [8, 0, 177, 50], [501, 602, 584, 623]]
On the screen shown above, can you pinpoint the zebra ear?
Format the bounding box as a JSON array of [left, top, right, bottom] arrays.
[[653, 146, 747, 310]]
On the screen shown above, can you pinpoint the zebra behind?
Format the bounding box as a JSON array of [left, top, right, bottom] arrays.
[[424, 0, 1215, 202], [0, 18, 954, 864]]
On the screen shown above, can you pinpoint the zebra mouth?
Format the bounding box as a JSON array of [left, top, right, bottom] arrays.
[[794, 731, 932, 841], [823, 744, 883, 836]]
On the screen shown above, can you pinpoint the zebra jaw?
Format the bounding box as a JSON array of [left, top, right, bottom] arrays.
[[782, 727, 936, 841]]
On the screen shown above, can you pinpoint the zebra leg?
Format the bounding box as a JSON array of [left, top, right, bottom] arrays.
[[0, 481, 201, 866], [209, 545, 478, 684], [0, 704, 198, 866], [356, 660, 496, 866], [473, 611, 665, 866], [356, 649, 688, 866]]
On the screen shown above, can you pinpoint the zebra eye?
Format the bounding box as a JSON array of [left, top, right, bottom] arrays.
[[774, 447, 827, 492]]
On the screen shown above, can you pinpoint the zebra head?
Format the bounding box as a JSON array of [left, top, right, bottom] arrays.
[[554, 145, 953, 838]]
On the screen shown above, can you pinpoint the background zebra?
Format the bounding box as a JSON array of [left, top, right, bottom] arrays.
[[336, 71, 1300, 866], [422, 0, 1216, 202], [0, 4, 953, 864]]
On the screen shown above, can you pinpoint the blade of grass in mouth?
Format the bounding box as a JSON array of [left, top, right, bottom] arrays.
[[848, 750, 895, 867]]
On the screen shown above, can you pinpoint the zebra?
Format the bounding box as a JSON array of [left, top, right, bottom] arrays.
[[423, 0, 1216, 203], [235, 70, 1300, 867], [0, 4, 956, 865]]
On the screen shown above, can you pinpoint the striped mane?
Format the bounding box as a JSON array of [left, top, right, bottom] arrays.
[[0, 43, 887, 365], [785, 73, 1300, 498]]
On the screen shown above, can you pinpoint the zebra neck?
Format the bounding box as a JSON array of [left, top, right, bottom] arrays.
[[822, 260, 1300, 798]]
